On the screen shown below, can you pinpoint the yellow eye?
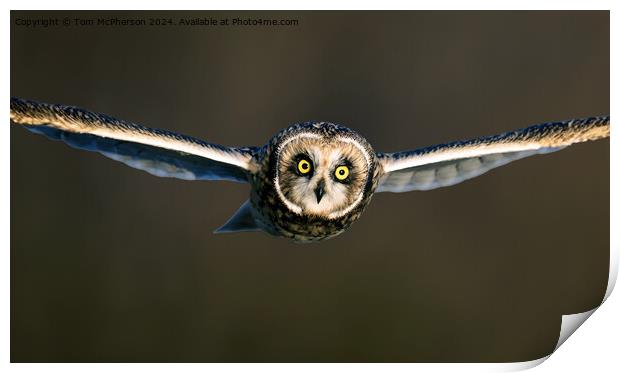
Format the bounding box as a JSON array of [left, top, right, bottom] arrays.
[[297, 159, 312, 174], [334, 165, 349, 180]]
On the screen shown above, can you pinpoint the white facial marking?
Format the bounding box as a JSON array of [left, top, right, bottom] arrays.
[[274, 132, 372, 219], [274, 133, 320, 214], [327, 136, 371, 219]]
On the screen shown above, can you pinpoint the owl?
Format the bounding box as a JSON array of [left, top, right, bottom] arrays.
[[10, 97, 610, 242]]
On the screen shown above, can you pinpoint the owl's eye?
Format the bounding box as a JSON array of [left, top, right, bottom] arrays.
[[334, 165, 349, 181], [297, 159, 312, 174]]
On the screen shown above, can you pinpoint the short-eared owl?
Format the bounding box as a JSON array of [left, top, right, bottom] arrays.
[[11, 98, 610, 242]]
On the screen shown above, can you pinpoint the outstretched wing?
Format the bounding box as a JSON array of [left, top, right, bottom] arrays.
[[376, 116, 609, 193], [10, 97, 258, 182]]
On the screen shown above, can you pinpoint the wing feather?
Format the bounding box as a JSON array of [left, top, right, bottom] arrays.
[[377, 116, 609, 193], [11, 97, 258, 182]]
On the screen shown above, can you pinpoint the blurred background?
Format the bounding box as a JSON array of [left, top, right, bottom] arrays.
[[10, 11, 609, 362]]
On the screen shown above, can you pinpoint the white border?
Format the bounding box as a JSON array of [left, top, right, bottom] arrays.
[[4, 0, 616, 11], [4, 1, 617, 371]]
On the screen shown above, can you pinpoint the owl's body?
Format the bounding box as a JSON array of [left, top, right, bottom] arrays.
[[10, 98, 610, 242], [246, 122, 380, 241]]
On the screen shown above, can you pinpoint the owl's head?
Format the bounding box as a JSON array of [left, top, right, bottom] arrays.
[[272, 122, 376, 219]]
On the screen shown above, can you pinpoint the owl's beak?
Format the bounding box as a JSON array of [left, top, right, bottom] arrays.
[[314, 180, 325, 204]]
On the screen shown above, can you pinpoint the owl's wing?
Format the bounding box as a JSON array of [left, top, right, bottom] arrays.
[[376, 116, 609, 193], [10, 97, 258, 182]]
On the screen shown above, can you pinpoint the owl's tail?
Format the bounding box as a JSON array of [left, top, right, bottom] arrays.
[[214, 200, 261, 234]]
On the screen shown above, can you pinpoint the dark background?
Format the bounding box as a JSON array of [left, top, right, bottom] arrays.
[[10, 11, 609, 362]]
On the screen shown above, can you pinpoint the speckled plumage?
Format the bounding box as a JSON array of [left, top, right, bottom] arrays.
[[248, 122, 381, 241], [10, 97, 610, 242]]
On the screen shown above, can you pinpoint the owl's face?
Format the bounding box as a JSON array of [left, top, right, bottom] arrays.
[[274, 131, 372, 219]]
